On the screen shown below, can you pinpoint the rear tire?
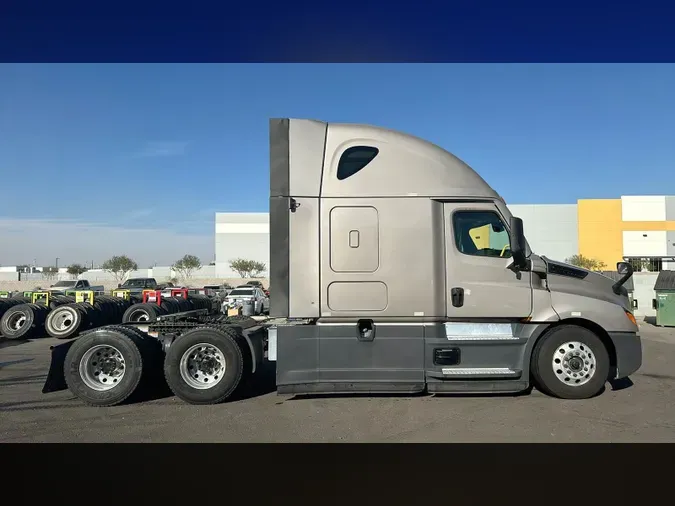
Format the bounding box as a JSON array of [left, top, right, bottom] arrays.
[[163, 326, 246, 405], [531, 324, 610, 400], [64, 328, 146, 406]]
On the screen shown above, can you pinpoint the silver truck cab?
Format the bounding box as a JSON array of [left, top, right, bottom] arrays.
[[269, 118, 641, 400]]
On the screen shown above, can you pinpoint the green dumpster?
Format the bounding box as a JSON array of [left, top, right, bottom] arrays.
[[653, 271, 675, 327]]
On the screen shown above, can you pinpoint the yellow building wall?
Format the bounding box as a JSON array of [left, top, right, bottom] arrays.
[[577, 199, 624, 268], [578, 198, 675, 268]]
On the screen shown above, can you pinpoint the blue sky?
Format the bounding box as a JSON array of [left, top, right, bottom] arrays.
[[1, 63, 674, 265]]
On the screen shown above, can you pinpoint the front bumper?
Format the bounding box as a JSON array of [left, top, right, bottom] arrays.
[[607, 331, 642, 379]]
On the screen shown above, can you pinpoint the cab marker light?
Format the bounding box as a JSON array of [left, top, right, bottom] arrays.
[[625, 310, 637, 326]]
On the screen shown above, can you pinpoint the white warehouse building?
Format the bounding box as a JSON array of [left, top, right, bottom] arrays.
[[214, 204, 579, 277], [215, 213, 270, 278]]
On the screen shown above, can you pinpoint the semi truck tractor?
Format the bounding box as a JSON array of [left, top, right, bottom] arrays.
[[42, 118, 642, 406]]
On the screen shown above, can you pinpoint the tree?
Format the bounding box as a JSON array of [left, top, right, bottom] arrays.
[[102, 255, 138, 282], [172, 254, 202, 281], [229, 258, 260, 278], [250, 261, 266, 277], [42, 266, 58, 280], [565, 254, 606, 272], [67, 263, 87, 277]]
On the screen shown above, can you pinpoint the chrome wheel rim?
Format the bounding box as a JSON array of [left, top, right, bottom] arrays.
[[552, 341, 596, 387], [79, 345, 126, 391], [179, 343, 226, 390]]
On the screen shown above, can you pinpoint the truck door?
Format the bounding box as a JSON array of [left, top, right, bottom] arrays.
[[444, 203, 532, 319]]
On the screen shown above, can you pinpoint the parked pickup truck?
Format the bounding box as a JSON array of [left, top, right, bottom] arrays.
[[116, 278, 160, 296], [47, 279, 105, 295]]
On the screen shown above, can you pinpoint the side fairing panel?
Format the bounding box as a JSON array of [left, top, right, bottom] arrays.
[[269, 119, 291, 317], [269, 119, 326, 318]]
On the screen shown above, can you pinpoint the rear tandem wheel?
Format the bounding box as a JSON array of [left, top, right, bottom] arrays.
[[163, 325, 249, 405], [63, 327, 160, 406]]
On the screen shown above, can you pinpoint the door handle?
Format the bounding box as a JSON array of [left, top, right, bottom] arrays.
[[357, 319, 375, 342], [451, 287, 464, 308]]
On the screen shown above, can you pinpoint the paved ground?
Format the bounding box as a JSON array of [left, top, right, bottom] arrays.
[[1, 320, 674, 443]]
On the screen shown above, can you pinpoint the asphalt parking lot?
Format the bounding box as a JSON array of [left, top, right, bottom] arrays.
[[1, 320, 674, 443]]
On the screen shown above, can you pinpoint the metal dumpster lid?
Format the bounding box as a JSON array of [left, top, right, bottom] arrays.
[[654, 270, 675, 291]]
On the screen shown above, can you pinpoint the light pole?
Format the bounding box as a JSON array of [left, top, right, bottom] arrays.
[[55, 257, 59, 271]]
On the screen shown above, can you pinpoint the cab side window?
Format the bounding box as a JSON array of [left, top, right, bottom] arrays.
[[453, 210, 512, 258]]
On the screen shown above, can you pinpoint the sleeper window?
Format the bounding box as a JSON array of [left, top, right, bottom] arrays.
[[336, 146, 379, 180], [453, 211, 512, 258]]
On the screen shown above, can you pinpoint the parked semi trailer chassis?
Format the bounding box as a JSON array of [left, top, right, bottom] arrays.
[[41, 309, 281, 406]]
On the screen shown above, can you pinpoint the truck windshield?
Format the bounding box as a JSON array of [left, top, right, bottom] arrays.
[[52, 281, 76, 287], [122, 280, 146, 287]]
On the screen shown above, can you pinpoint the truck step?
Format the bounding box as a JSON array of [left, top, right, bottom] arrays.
[[427, 367, 522, 380]]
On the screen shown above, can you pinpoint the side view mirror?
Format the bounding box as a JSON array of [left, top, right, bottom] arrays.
[[509, 216, 528, 270], [617, 261, 631, 275], [612, 261, 634, 295], [117, 283, 122, 288]]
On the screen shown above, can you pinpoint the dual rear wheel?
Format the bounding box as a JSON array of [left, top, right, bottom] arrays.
[[63, 326, 249, 406], [163, 326, 249, 405]]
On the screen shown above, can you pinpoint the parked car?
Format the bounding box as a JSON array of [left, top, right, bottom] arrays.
[[223, 286, 269, 315], [47, 279, 105, 295]]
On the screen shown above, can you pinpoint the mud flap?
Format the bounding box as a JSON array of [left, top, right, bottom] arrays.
[[42, 340, 76, 393]]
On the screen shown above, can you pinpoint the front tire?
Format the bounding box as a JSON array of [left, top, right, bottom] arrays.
[[531, 324, 610, 400]]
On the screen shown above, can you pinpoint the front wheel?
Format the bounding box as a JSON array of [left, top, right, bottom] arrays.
[[531, 324, 610, 400]]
